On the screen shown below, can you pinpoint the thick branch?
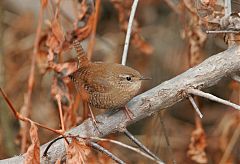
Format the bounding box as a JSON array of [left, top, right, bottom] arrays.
[[1, 45, 240, 163]]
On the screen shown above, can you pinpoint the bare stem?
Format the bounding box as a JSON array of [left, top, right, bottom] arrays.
[[159, 112, 176, 164], [121, 0, 139, 65], [90, 137, 164, 164], [0, 88, 65, 136], [124, 129, 163, 162], [206, 30, 240, 34], [19, 2, 43, 152], [188, 95, 203, 118], [88, 141, 125, 164], [187, 88, 240, 111]]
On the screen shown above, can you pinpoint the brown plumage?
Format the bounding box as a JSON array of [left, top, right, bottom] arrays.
[[69, 40, 149, 132], [69, 40, 143, 111]]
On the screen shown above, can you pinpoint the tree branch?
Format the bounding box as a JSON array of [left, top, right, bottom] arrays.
[[1, 45, 240, 163]]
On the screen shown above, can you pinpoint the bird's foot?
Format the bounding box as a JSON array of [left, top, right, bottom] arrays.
[[123, 106, 134, 120], [91, 117, 103, 135], [88, 104, 103, 135]]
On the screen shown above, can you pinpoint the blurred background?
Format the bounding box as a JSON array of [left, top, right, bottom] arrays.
[[0, 0, 239, 163]]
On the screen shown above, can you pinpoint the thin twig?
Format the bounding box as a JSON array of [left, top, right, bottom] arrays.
[[187, 88, 240, 111], [90, 137, 164, 164], [19, 1, 44, 152], [124, 129, 163, 163], [206, 30, 240, 34], [88, 141, 125, 164], [43, 137, 66, 157], [219, 123, 240, 164], [188, 95, 203, 118], [159, 112, 176, 164], [121, 0, 139, 65], [0, 88, 65, 136]]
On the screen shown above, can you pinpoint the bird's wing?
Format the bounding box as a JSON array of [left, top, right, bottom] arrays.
[[69, 68, 111, 94], [85, 76, 111, 93]]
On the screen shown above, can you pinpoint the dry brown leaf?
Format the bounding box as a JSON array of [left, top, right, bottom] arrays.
[[70, 0, 94, 41], [183, 0, 207, 67], [49, 62, 78, 77], [36, 50, 49, 74], [187, 126, 208, 164], [24, 122, 40, 164], [46, 0, 65, 54], [46, 18, 65, 54], [72, 14, 95, 41], [66, 138, 91, 164], [76, 0, 88, 20], [51, 18, 65, 44]]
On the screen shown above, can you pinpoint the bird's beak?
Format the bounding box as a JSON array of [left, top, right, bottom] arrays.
[[139, 76, 152, 80]]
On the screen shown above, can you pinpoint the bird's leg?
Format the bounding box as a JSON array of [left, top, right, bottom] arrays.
[[87, 104, 103, 134], [55, 94, 65, 132], [83, 102, 89, 120], [123, 106, 134, 120]]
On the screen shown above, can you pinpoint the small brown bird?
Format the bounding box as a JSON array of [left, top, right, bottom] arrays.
[[69, 40, 148, 129]]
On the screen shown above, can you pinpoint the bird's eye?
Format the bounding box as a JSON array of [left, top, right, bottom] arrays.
[[126, 76, 132, 81]]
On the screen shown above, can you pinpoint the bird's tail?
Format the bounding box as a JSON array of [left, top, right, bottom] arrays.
[[72, 40, 90, 68]]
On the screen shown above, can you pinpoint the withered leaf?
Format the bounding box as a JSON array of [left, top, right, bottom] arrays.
[[66, 138, 91, 164], [73, 14, 94, 41], [46, 6, 65, 54], [51, 18, 65, 44], [36, 50, 49, 74], [77, 0, 88, 21], [187, 127, 208, 164], [24, 122, 40, 164], [70, 0, 94, 41], [49, 62, 78, 77]]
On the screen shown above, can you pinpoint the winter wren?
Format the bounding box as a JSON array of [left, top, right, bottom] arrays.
[[69, 40, 148, 124]]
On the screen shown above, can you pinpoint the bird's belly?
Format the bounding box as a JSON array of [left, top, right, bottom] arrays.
[[89, 91, 132, 109]]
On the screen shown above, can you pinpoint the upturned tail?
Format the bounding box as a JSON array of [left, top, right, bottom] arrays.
[[72, 40, 90, 68]]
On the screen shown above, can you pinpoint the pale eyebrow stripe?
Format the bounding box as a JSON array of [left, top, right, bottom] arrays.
[[118, 74, 133, 78]]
